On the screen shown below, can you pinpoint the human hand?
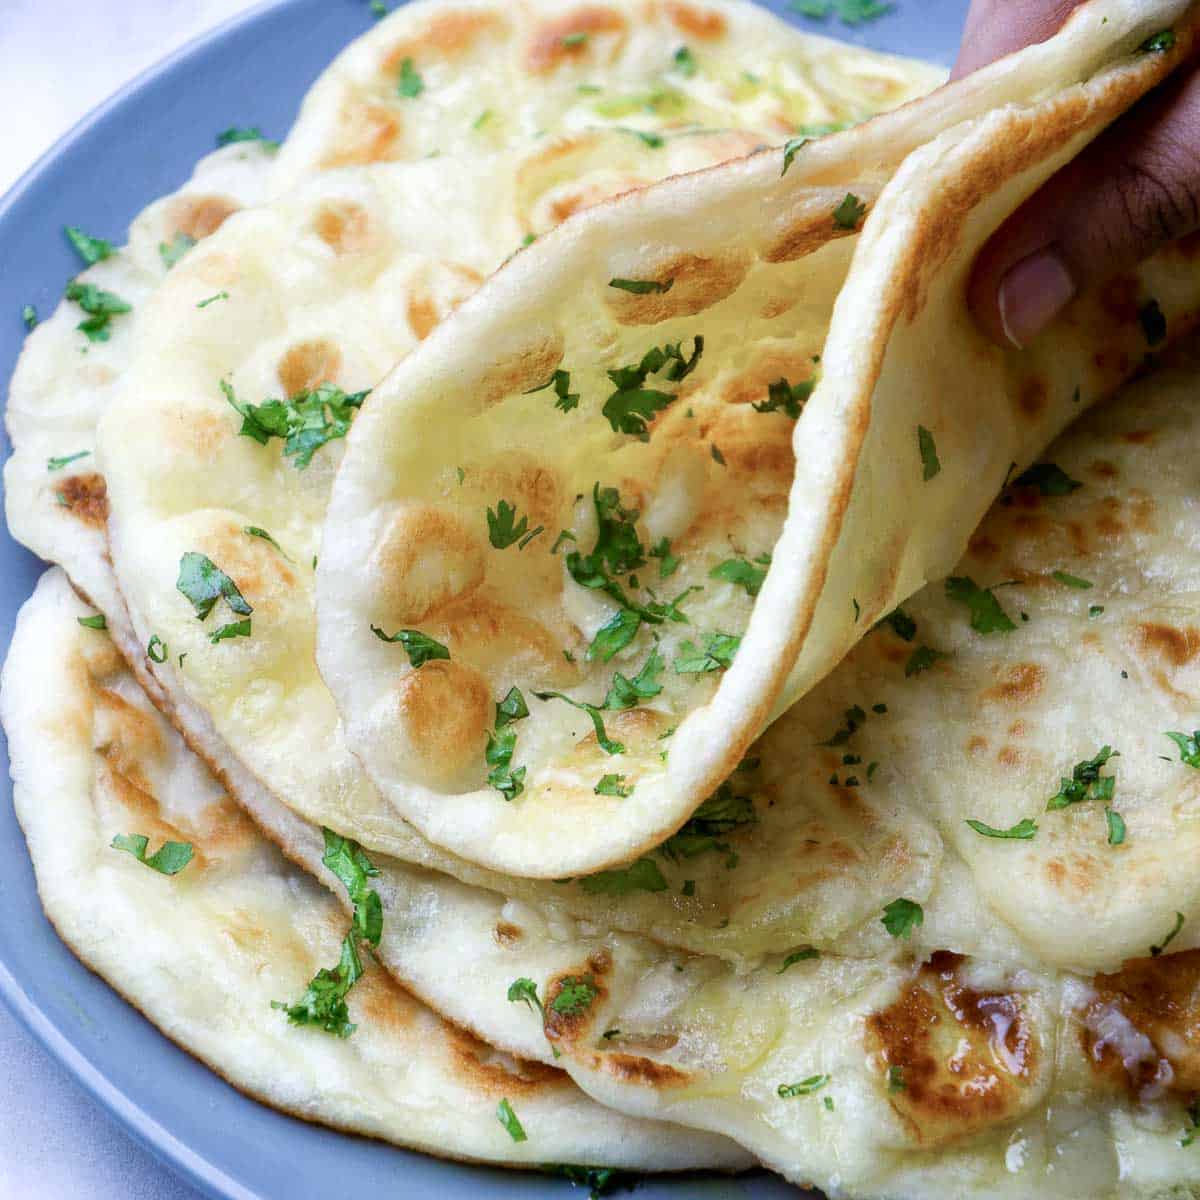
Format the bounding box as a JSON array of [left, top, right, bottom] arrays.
[[955, 0, 1200, 347]]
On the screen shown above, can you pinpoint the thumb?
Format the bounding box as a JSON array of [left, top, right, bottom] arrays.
[[968, 60, 1200, 348]]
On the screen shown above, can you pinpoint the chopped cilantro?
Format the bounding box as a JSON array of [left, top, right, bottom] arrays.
[[147, 635, 168, 664], [507, 977, 544, 1016], [540, 1165, 640, 1197], [370, 625, 450, 667], [1142, 29, 1176, 52], [396, 57, 424, 97], [221, 379, 369, 469], [1052, 570, 1092, 589], [1045, 746, 1118, 810], [778, 947, 819, 973], [77, 613, 107, 630], [881, 898, 923, 939], [65, 226, 113, 265], [595, 773, 632, 797], [1089, 605, 1105, 618], [710, 443, 726, 467], [528, 368, 580, 413], [822, 704, 867, 746], [604, 647, 664, 709], [176, 552, 252, 634], [216, 126, 279, 149], [673, 45, 697, 76], [674, 631, 739, 674], [793, 0, 893, 20], [158, 232, 196, 269], [917, 425, 940, 481], [1151, 911, 1185, 957], [196, 291, 229, 308], [1106, 807, 1126, 846], [111, 833, 193, 875], [46, 450, 90, 471], [888, 1065, 905, 1093], [487, 499, 542, 549], [904, 645, 944, 676], [945, 576, 1016, 634], [495, 686, 530, 729], [753, 376, 813, 418], [562, 30, 589, 46], [1165, 731, 1200, 767], [609, 277, 674, 294], [780, 123, 847, 175], [883, 607, 917, 641], [65, 281, 131, 342], [243, 525, 288, 557], [1013, 462, 1081, 496], [614, 127, 666, 149], [832, 193, 866, 230], [22, 304, 38, 331], [578, 856, 667, 894], [551, 976, 597, 1015], [965, 817, 1037, 840], [273, 830, 382, 1038], [497, 1099, 527, 1142], [603, 338, 703, 439], [209, 618, 251, 644], [534, 690, 624, 755], [709, 556, 767, 597], [650, 537, 679, 578], [487, 736, 526, 802], [472, 109, 493, 130], [659, 782, 754, 866], [777, 1075, 829, 1098]]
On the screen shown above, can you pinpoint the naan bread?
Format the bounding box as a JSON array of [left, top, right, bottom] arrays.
[[317, 0, 1200, 878], [269, 0, 943, 194], [1, 568, 749, 1174]]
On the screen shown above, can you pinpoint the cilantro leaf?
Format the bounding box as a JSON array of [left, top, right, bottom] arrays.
[[147, 635, 168, 664], [672, 45, 698, 76], [534, 690, 625, 755], [22, 304, 38, 331], [777, 1074, 829, 1098], [551, 976, 597, 1015], [709, 556, 766, 597], [881, 897, 923, 939], [111, 833, 194, 875], [495, 686, 530, 730], [602, 338, 703, 439], [1165, 731, 1200, 767], [507, 977, 544, 1016], [487, 499, 536, 549], [945, 576, 1015, 634], [221, 379, 369, 469], [176, 552, 252, 622], [209, 618, 252, 644], [650, 536, 679, 578], [77, 614, 107, 630], [883, 607, 917, 641], [821, 704, 867, 746], [965, 817, 1038, 840], [370, 625, 450, 667], [497, 1099, 527, 1143], [659, 781, 754, 866], [528, 368, 580, 413], [47, 450, 90, 471], [65, 281, 131, 342], [674, 631, 740, 673], [832, 193, 866, 230], [578, 857, 667, 894], [1052, 570, 1092, 589], [888, 1065, 905, 1093], [778, 947, 820, 973], [1151, 911, 1185, 957], [1013, 462, 1081, 496], [65, 226, 114, 265], [1045, 746, 1118, 811], [595, 773, 633, 797], [780, 122, 848, 174], [243, 525, 289, 557], [609, 277, 674, 295], [487, 691, 530, 801], [603, 647, 664, 709], [1106, 807, 1126, 846], [753, 376, 813, 418], [158, 232, 196, 270], [397, 57, 424, 97], [540, 1166, 641, 1198], [216, 126, 279, 149], [1142, 29, 1177, 52], [917, 425, 940, 481]]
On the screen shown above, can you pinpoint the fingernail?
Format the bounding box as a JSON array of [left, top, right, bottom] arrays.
[[997, 248, 1076, 349]]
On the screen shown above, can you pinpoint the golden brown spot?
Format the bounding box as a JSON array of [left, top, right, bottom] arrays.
[[983, 663, 1044, 705], [446, 1025, 561, 1098], [381, 10, 506, 70], [544, 950, 612, 1046], [865, 952, 1037, 1147], [605, 251, 749, 326], [1089, 459, 1119, 480], [393, 659, 491, 781], [407, 293, 440, 341], [97, 762, 210, 872], [764, 211, 856, 264], [429, 596, 568, 687], [526, 7, 627, 73], [1138, 623, 1200, 668], [1082, 950, 1200, 1098], [664, 1, 727, 39], [1008, 721, 1027, 737], [313, 202, 371, 254], [479, 336, 565, 408], [351, 967, 419, 1037], [997, 746, 1020, 767], [967, 531, 1000, 559], [1017, 377, 1047, 419], [277, 339, 342, 397], [601, 1053, 691, 1087], [167, 195, 240, 241], [56, 472, 108, 527], [494, 922, 523, 947], [966, 735, 988, 755], [1121, 429, 1156, 445], [321, 103, 401, 169]]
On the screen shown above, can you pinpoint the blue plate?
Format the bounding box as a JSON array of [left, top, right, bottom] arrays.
[[0, 2, 965, 1197]]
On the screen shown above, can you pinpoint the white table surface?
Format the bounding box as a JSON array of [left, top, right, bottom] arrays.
[[0, 7, 261, 1195]]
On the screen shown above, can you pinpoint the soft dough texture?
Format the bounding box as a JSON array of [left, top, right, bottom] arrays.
[[0, 569, 749, 1173], [317, 0, 1200, 878], [269, 0, 943, 194]]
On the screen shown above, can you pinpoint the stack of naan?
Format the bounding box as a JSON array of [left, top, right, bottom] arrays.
[[7, 0, 1200, 1194]]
